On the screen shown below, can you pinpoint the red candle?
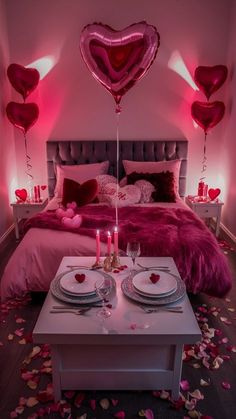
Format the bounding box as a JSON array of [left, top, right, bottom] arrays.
[[114, 226, 119, 255], [37, 185, 41, 201], [107, 231, 111, 256], [96, 229, 100, 263], [34, 186, 38, 202]]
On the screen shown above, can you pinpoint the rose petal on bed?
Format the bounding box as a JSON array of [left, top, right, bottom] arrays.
[[114, 411, 126, 418], [189, 389, 204, 400], [221, 381, 231, 390], [100, 398, 110, 409], [180, 380, 190, 391], [26, 396, 39, 407]]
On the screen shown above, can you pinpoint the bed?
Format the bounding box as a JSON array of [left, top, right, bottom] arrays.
[[0, 139, 232, 301]]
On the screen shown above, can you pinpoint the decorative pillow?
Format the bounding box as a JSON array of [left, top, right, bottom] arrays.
[[123, 159, 181, 195], [119, 177, 127, 187], [96, 174, 117, 202], [54, 161, 109, 197], [127, 171, 176, 202], [101, 183, 141, 207], [134, 179, 155, 203], [62, 178, 98, 207]]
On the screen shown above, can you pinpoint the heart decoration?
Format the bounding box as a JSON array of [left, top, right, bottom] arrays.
[[191, 101, 225, 134], [194, 65, 228, 100], [66, 201, 78, 210], [6, 101, 39, 133], [56, 207, 75, 219], [208, 188, 221, 201], [61, 214, 83, 229], [150, 273, 160, 284], [7, 63, 40, 101], [15, 188, 27, 202], [75, 273, 86, 283], [41, 185, 47, 191], [80, 21, 160, 105], [101, 183, 141, 207]]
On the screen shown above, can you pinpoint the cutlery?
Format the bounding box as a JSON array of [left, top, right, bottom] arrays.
[[137, 263, 170, 271], [66, 265, 102, 270], [52, 304, 102, 310], [140, 305, 183, 313], [50, 309, 89, 315]]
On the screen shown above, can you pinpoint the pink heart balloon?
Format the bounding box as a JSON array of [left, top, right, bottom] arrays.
[[191, 101, 225, 134], [80, 21, 160, 105], [208, 188, 221, 201], [62, 214, 82, 229], [56, 207, 75, 219], [194, 65, 228, 100], [7, 63, 40, 101], [6, 102, 39, 133]]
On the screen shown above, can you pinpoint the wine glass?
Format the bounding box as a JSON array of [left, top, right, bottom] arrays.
[[95, 276, 113, 318], [126, 240, 141, 271]]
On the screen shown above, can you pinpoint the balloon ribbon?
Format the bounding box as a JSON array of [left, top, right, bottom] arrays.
[[200, 132, 207, 181], [23, 132, 33, 188]]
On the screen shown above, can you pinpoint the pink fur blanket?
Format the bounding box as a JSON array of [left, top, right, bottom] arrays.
[[23, 205, 232, 297]]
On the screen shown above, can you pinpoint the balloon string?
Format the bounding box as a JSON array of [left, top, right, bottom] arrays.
[[200, 132, 207, 181], [23, 132, 33, 184], [115, 105, 121, 227]]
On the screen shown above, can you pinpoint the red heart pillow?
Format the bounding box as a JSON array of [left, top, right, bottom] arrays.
[[62, 178, 98, 207]]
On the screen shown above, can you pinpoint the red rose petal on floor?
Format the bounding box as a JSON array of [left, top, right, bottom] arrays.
[[114, 411, 125, 418], [74, 392, 85, 407], [221, 381, 231, 390], [90, 399, 96, 410]]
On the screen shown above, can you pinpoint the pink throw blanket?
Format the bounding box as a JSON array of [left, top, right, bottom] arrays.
[[23, 205, 232, 297]]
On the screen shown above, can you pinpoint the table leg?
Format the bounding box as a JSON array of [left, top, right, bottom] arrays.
[[51, 346, 62, 402], [171, 344, 183, 400], [13, 214, 19, 240]]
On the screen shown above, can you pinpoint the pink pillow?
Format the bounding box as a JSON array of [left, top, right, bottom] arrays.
[[101, 183, 141, 207], [54, 161, 109, 197], [96, 174, 117, 194], [122, 159, 181, 195]]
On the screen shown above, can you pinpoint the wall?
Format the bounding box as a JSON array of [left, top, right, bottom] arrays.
[[2, 0, 235, 236], [0, 0, 17, 241]]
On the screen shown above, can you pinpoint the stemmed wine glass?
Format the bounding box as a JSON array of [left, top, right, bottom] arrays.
[[126, 240, 141, 272], [95, 276, 113, 318]]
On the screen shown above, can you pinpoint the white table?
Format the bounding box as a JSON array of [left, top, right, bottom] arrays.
[[33, 256, 201, 401], [11, 198, 48, 240], [185, 196, 224, 237]]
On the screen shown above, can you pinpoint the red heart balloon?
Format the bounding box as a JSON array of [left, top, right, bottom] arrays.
[[7, 63, 40, 101], [15, 188, 27, 201], [208, 188, 221, 201], [191, 101, 225, 134], [6, 102, 39, 133], [194, 65, 228, 100], [80, 22, 160, 105]]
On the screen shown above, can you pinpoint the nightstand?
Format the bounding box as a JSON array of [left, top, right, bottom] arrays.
[[11, 198, 48, 240], [185, 196, 224, 237]]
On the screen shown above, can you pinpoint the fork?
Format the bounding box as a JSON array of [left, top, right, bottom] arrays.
[[140, 306, 183, 313], [50, 307, 91, 315], [66, 265, 102, 270], [137, 263, 170, 271]]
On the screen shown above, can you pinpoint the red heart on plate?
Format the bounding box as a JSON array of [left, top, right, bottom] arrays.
[[150, 273, 160, 284], [75, 273, 86, 283], [208, 188, 221, 201], [15, 188, 27, 201]]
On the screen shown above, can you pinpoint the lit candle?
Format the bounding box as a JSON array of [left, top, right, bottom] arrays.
[[114, 226, 119, 255], [107, 231, 111, 256], [96, 229, 100, 263]]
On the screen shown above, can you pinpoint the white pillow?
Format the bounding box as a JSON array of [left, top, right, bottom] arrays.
[[96, 174, 117, 194], [122, 159, 181, 195], [54, 161, 109, 197], [101, 183, 141, 207], [135, 179, 155, 203]]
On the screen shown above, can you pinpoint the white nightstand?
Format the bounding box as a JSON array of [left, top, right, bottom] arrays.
[[11, 198, 48, 240], [185, 196, 224, 237]]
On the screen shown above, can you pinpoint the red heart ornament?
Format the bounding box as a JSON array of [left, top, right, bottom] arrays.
[[80, 22, 160, 105], [41, 185, 47, 191], [15, 188, 27, 201], [150, 273, 160, 284], [6, 102, 39, 133], [208, 188, 221, 201], [75, 273, 86, 283], [194, 65, 228, 100], [7, 63, 40, 101], [191, 101, 225, 134]]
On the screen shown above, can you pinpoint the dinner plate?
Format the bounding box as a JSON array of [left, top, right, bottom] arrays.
[[60, 268, 100, 296], [132, 270, 177, 297], [121, 271, 186, 306], [50, 269, 116, 305]]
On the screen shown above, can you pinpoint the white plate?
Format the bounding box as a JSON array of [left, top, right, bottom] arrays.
[[60, 269, 101, 296], [132, 270, 177, 296]]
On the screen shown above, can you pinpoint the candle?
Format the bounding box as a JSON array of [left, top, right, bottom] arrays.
[[96, 229, 100, 263], [34, 186, 38, 202], [37, 185, 41, 201], [114, 226, 119, 255], [107, 231, 111, 256]]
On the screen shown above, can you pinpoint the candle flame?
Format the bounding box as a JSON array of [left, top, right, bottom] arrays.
[[108, 231, 111, 236], [96, 229, 100, 235], [114, 226, 118, 232]]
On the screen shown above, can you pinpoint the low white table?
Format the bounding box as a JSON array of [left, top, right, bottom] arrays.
[[33, 256, 201, 401], [185, 196, 224, 237], [11, 198, 48, 240]]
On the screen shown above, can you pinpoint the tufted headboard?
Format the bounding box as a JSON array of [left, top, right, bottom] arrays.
[[46, 139, 188, 198]]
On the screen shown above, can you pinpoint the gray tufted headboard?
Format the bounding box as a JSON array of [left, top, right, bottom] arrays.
[[46, 139, 188, 198]]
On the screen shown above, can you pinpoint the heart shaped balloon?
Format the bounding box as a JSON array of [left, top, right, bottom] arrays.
[[15, 188, 27, 202], [194, 65, 228, 100], [6, 102, 39, 133], [7, 63, 40, 101], [208, 188, 221, 201], [80, 21, 160, 105], [191, 101, 225, 134]]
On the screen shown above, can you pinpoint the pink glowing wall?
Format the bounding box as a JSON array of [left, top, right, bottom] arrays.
[[1, 0, 236, 239]]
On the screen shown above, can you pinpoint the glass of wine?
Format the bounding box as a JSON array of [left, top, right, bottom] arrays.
[[95, 276, 113, 318], [126, 240, 141, 272]]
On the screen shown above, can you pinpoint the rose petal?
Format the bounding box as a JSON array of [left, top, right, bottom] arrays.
[[188, 389, 204, 400], [26, 397, 39, 407], [180, 379, 190, 391], [221, 381, 231, 390], [100, 398, 110, 409], [114, 411, 125, 418]]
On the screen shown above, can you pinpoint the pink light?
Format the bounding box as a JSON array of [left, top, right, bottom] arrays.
[[27, 55, 57, 80], [168, 50, 199, 91]]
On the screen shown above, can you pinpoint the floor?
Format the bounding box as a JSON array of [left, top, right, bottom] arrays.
[[0, 232, 236, 418]]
